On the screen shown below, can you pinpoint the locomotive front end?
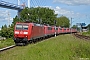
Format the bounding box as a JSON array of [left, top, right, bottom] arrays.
[[14, 23, 29, 45]]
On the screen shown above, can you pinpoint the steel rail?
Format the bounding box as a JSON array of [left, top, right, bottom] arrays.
[[0, 45, 16, 52], [73, 33, 90, 40]]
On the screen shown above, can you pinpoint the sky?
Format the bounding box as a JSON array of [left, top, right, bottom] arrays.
[[0, 0, 90, 27]]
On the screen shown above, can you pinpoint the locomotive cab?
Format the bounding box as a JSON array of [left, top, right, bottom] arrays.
[[14, 23, 32, 45]]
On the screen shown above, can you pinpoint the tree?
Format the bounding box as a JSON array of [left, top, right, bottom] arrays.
[[56, 16, 70, 27], [0, 24, 8, 38], [20, 7, 57, 25], [72, 25, 80, 31], [72, 25, 77, 29], [0, 7, 58, 38], [87, 24, 90, 31], [0, 24, 13, 38], [12, 16, 22, 26], [20, 7, 30, 21]]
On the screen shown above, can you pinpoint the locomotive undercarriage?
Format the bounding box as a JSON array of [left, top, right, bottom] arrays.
[[14, 38, 28, 46]]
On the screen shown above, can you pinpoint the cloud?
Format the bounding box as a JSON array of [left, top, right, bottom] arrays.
[[41, 6, 86, 19], [0, 10, 13, 21], [54, 6, 84, 18], [52, 6, 90, 25], [53, 0, 90, 6]]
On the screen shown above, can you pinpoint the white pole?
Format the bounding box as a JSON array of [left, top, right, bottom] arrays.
[[28, 0, 30, 8], [55, 26, 56, 37], [71, 18, 72, 34], [18, 0, 20, 5], [8, 11, 10, 27], [54, 20, 56, 37]]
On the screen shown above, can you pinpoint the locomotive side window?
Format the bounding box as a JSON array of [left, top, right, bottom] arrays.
[[60, 28, 62, 30], [23, 25, 28, 30], [16, 24, 28, 30], [54, 28, 58, 30], [64, 29, 66, 30], [16, 24, 22, 30], [48, 27, 52, 30]]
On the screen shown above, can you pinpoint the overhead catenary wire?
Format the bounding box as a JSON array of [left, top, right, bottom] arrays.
[[20, 0, 27, 7], [39, 0, 46, 6], [16, 0, 47, 8], [40, 0, 44, 6], [31, 0, 47, 7], [30, 0, 36, 7], [33, 0, 39, 7]]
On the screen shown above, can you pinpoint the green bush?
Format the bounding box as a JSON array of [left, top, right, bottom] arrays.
[[0, 28, 13, 38], [0, 38, 15, 48], [82, 31, 90, 36]]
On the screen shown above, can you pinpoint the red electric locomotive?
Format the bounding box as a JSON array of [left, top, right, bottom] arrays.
[[44, 26, 53, 37], [14, 22, 77, 45], [14, 22, 44, 45]]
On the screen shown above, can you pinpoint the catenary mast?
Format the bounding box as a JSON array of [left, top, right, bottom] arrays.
[[28, 0, 30, 8]]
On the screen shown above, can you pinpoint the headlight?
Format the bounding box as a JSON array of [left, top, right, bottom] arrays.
[[15, 31, 19, 34], [24, 32, 28, 34]]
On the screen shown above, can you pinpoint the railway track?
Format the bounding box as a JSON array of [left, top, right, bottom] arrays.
[[0, 45, 16, 52], [73, 33, 90, 40]]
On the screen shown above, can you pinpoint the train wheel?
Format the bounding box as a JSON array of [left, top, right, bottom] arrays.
[[15, 43, 18, 46], [29, 40, 32, 43], [15, 43, 25, 46], [23, 43, 26, 46], [25, 41, 29, 45], [33, 39, 36, 43]]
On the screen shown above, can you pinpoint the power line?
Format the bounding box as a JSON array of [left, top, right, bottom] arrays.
[[33, 0, 39, 7], [43, 0, 47, 6], [39, 0, 44, 6], [38, 0, 42, 6], [31, 0, 36, 7], [38, 0, 47, 6], [20, 0, 27, 7], [17, 0, 47, 8]]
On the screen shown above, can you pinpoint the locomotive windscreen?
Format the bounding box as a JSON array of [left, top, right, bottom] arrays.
[[16, 24, 28, 30]]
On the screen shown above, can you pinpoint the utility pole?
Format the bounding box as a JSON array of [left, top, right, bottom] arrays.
[[17, 0, 20, 18], [8, 11, 10, 27], [54, 20, 56, 37], [18, 0, 20, 5], [28, 0, 30, 8], [71, 18, 72, 34]]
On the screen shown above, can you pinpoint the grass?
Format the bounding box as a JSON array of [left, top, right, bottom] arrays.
[[0, 38, 15, 49], [0, 34, 90, 60], [82, 31, 90, 36]]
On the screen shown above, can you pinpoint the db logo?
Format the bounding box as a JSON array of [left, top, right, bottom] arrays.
[[20, 31, 23, 34]]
